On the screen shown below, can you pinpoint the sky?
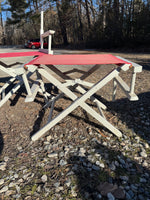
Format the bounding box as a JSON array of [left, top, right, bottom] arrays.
[[1, 0, 10, 21]]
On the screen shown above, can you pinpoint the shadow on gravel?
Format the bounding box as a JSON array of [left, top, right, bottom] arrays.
[[0, 131, 4, 155], [29, 90, 150, 142], [106, 91, 150, 141], [30, 109, 46, 138], [68, 143, 150, 200], [131, 58, 150, 71]]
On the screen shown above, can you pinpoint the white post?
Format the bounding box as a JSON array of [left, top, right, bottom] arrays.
[[112, 78, 117, 101], [130, 72, 136, 95], [48, 35, 52, 54], [40, 11, 44, 49]]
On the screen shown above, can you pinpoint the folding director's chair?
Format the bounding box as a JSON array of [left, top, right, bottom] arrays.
[[25, 54, 142, 141], [0, 51, 50, 107]]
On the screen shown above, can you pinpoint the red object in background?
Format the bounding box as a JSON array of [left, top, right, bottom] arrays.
[[25, 39, 48, 49]]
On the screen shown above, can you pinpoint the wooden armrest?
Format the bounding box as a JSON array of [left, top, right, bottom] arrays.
[[41, 30, 55, 38]]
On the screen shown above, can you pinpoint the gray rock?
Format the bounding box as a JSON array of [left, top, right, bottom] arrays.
[[97, 182, 118, 196], [140, 177, 147, 183], [0, 162, 6, 171], [48, 152, 58, 158], [126, 192, 132, 200], [5, 190, 14, 196], [142, 160, 148, 167], [16, 185, 20, 193], [14, 174, 19, 179], [17, 146, 22, 151], [0, 186, 8, 193], [138, 194, 145, 200], [56, 186, 63, 192], [46, 135, 52, 141], [13, 194, 21, 199], [120, 176, 129, 182], [140, 151, 147, 158], [65, 179, 71, 187], [84, 192, 90, 199], [110, 163, 116, 171], [107, 192, 115, 200], [103, 142, 107, 146], [144, 143, 149, 149], [59, 151, 65, 158], [4, 156, 9, 162], [54, 182, 60, 187], [97, 193, 102, 199], [114, 161, 119, 167], [9, 182, 16, 188], [23, 173, 31, 180], [24, 196, 32, 200], [130, 184, 138, 192], [37, 185, 42, 192], [119, 158, 126, 165], [59, 159, 67, 166], [99, 163, 105, 168], [71, 187, 77, 197], [92, 165, 100, 171], [128, 190, 134, 198], [113, 188, 125, 199], [41, 175, 47, 183], [17, 179, 23, 184], [0, 179, 4, 185], [67, 171, 74, 176]]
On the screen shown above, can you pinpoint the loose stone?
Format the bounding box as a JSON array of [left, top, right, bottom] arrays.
[[92, 165, 100, 171], [140, 177, 147, 183], [41, 175, 47, 183], [107, 192, 115, 200], [54, 182, 60, 187], [99, 163, 105, 168], [0, 179, 4, 185], [140, 151, 147, 158], [0, 186, 8, 193], [0, 162, 6, 171], [48, 152, 58, 158], [59, 159, 67, 166], [4, 156, 9, 162]]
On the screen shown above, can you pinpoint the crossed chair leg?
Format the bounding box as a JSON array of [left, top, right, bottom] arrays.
[[0, 61, 50, 107], [25, 60, 142, 141], [30, 66, 122, 141]]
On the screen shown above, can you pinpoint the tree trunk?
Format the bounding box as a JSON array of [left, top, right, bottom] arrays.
[[56, 0, 68, 45], [85, 0, 91, 29], [77, 0, 83, 41]]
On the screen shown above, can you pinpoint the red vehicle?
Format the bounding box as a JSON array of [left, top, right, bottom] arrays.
[[25, 39, 48, 49]]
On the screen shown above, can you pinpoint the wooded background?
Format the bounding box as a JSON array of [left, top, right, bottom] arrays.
[[0, 0, 150, 49]]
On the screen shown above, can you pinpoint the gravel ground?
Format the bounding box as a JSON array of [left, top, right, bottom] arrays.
[[0, 48, 150, 200]]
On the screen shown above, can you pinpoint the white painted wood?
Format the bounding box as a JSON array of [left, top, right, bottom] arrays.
[[41, 30, 55, 38], [112, 78, 117, 101], [31, 68, 120, 141], [40, 11, 44, 49], [0, 80, 24, 107], [25, 79, 42, 102], [116, 56, 142, 72], [115, 76, 138, 101], [130, 72, 136, 95], [0, 77, 16, 93]]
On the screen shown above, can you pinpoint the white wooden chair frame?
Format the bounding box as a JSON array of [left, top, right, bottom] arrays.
[[39, 11, 55, 55], [26, 58, 142, 141], [0, 59, 50, 107]]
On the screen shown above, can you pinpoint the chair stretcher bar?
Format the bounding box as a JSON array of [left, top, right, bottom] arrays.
[[31, 66, 122, 141]]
